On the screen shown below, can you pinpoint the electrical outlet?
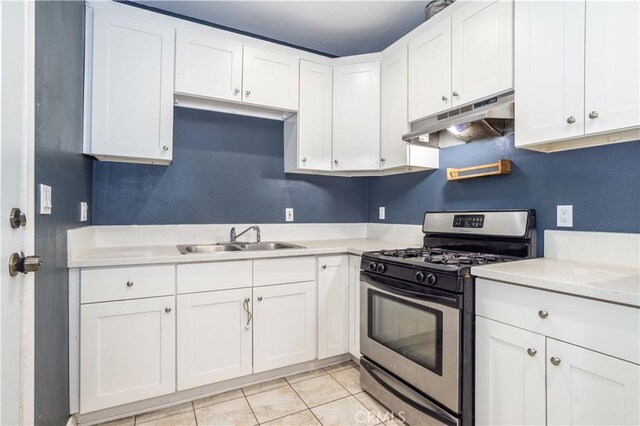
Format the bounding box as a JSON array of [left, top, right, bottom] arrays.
[[80, 202, 89, 222], [557, 205, 573, 227], [379, 207, 386, 220], [39, 184, 52, 215], [285, 208, 294, 222]]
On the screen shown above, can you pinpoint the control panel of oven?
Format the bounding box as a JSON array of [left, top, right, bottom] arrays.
[[452, 214, 485, 229]]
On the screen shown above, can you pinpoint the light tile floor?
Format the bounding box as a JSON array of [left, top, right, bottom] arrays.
[[99, 361, 404, 426]]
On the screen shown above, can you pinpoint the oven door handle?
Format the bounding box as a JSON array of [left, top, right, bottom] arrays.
[[361, 272, 460, 307], [361, 358, 458, 426]]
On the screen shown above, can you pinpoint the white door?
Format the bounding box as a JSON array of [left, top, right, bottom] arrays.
[[242, 46, 299, 111], [317, 256, 349, 359], [347, 256, 361, 359], [175, 30, 243, 102], [408, 18, 452, 121], [381, 46, 410, 169], [451, 0, 513, 107], [80, 296, 176, 412], [177, 288, 253, 390], [0, 2, 36, 424], [584, 0, 640, 135], [298, 60, 332, 171], [332, 61, 380, 171], [253, 281, 316, 373], [514, 0, 586, 147], [475, 317, 546, 426], [89, 9, 175, 162], [547, 338, 640, 426]]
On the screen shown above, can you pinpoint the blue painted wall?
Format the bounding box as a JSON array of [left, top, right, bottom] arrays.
[[92, 108, 368, 224], [34, 2, 92, 424], [367, 135, 640, 255]]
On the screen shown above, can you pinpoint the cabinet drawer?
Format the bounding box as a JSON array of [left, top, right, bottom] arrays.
[[476, 278, 640, 364], [81, 265, 175, 304], [253, 257, 315, 287], [177, 260, 252, 293]]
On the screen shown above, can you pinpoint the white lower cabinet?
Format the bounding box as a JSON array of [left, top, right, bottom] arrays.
[[475, 317, 546, 426], [348, 255, 361, 359], [253, 281, 317, 373], [547, 339, 640, 426], [80, 296, 176, 413], [176, 288, 253, 391], [317, 255, 349, 359]]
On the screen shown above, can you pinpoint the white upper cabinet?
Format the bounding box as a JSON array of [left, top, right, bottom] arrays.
[[296, 60, 333, 171], [332, 61, 381, 171], [175, 30, 243, 102], [381, 46, 411, 169], [584, 0, 640, 135], [514, 0, 586, 146], [242, 46, 299, 111], [408, 18, 452, 121], [317, 255, 349, 359], [86, 9, 175, 164], [451, 0, 513, 107]]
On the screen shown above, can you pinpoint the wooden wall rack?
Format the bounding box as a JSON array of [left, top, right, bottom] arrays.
[[447, 159, 511, 181]]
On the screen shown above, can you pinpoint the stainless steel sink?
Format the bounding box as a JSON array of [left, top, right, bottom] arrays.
[[178, 241, 305, 254], [237, 242, 305, 251]]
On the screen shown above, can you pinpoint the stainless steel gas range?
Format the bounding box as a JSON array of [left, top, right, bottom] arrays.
[[359, 210, 536, 426]]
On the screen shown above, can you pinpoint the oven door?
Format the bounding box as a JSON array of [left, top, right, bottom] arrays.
[[360, 272, 461, 413]]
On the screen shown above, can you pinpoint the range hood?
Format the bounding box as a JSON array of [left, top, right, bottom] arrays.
[[403, 91, 514, 146]]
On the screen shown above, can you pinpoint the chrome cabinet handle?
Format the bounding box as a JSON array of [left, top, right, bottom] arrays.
[[538, 310, 549, 319], [441, 95, 448, 101], [126, 281, 134, 287], [257, 296, 263, 301], [162, 145, 169, 152], [452, 91, 459, 98], [165, 307, 172, 313], [550, 357, 561, 366], [321, 265, 327, 270], [242, 298, 252, 329], [566, 116, 576, 124], [234, 88, 240, 95], [588, 111, 598, 119], [380, 158, 386, 162], [527, 348, 537, 357], [302, 157, 307, 162], [334, 160, 338, 165], [245, 90, 251, 96]]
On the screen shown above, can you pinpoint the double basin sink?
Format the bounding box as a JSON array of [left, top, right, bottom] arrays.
[[177, 241, 305, 254]]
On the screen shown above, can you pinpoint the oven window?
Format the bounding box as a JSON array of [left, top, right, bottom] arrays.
[[368, 289, 443, 375]]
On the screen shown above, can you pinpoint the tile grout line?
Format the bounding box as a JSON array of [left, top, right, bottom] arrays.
[[191, 401, 197, 426], [241, 388, 261, 425]]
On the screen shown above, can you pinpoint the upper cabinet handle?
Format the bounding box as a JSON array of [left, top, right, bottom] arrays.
[[441, 95, 448, 102], [452, 91, 459, 98], [527, 348, 537, 357], [588, 111, 599, 119], [234, 88, 240, 95], [321, 265, 327, 269], [245, 90, 251, 96], [162, 145, 169, 152], [126, 281, 134, 287], [538, 310, 549, 319], [566, 116, 576, 124]]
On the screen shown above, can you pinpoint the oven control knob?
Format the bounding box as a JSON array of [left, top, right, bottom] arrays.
[[415, 271, 426, 282], [369, 262, 377, 271], [427, 274, 437, 285], [376, 263, 386, 273]]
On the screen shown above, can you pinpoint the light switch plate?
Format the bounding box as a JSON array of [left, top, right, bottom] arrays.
[[285, 208, 294, 222], [557, 205, 573, 227], [39, 184, 52, 215], [80, 202, 88, 222], [379, 207, 386, 220]]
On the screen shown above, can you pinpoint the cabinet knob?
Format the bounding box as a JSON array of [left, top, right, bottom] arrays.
[[588, 111, 599, 119], [257, 296, 263, 301], [162, 145, 169, 152], [452, 91, 459, 98], [527, 348, 537, 357], [126, 281, 134, 287], [321, 265, 327, 269], [380, 158, 386, 162], [441, 95, 448, 102], [245, 90, 251, 96], [550, 357, 561, 366], [234, 88, 240, 95], [538, 310, 549, 319], [302, 157, 307, 162], [334, 160, 338, 165], [165, 307, 172, 313], [566, 116, 576, 124]]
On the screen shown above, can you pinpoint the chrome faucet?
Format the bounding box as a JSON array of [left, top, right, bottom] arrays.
[[230, 226, 261, 243]]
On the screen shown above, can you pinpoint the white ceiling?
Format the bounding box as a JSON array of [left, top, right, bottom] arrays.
[[132, 1, 429, 57]]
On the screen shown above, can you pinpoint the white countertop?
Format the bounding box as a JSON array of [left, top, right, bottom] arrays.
[[67, 238, 414, 268], [472, 258, 640, 308]]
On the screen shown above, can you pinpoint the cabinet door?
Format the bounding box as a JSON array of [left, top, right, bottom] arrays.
[[317, 256, 349, 359], [514, 0, 585, 147], [451, 0, 513, 107], [584, 0, 640, 135], [80, 297, 175, 412], [381, 46, 410, 169], [408, 18, 452, 121], [175, 30, 242, 102], [547, 339, 640, 426], [475, 317, 546, 426], [298, 60, 333, 171], [332, 62, 381, 171], [89, 10, 175, 162], [253, 281, 316, 372], [242, 46, 299, 111], [348, 255, 361, 359], [177, 288, 252, 391]]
